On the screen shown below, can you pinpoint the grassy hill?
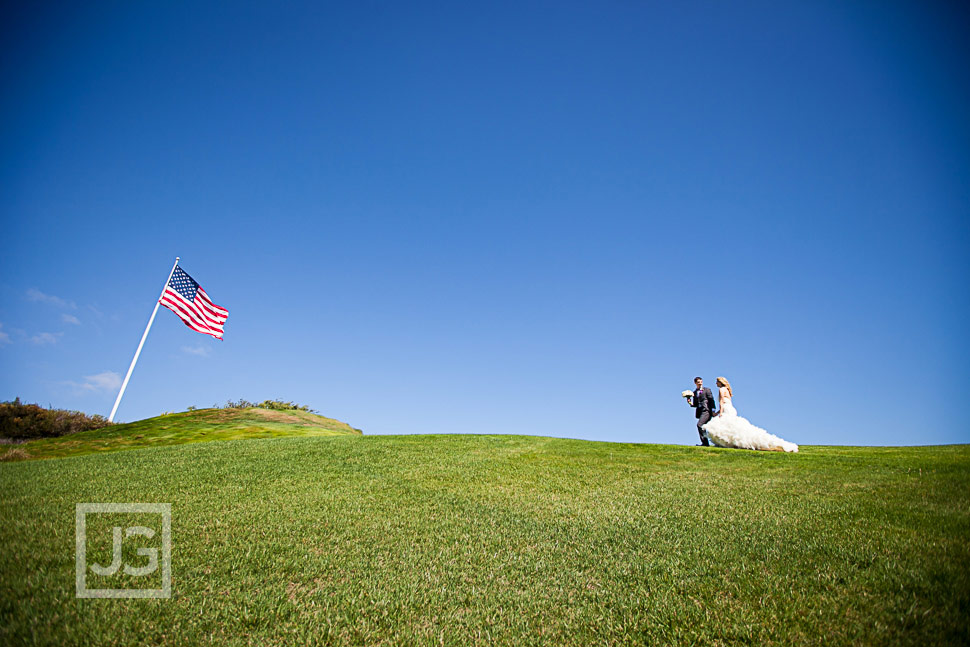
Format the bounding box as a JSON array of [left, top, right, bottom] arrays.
[[0, 407, 361, 461], [0, 425, 967, 645]]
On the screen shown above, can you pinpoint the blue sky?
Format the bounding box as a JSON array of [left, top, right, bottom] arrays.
[[1, 1, 967, 445]]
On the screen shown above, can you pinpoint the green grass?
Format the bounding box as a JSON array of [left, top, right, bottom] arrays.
[[1, 433, 968, 646], [0, 407, 361, 461]]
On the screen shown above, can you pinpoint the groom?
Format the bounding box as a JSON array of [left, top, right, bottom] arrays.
[[688, 376, 717, 446]]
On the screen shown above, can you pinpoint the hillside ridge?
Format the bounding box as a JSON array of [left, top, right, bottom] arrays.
[[0, 407, 361, 461]]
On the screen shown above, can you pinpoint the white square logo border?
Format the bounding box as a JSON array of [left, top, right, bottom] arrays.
[[75, 503, 171, 599]]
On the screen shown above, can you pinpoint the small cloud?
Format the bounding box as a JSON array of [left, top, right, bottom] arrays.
[[30, 332, 63, 345], [26, 288, 76, 309], [61, 314, 81, 325], [181, 345, 211, 357], [66, 371, 122, 394], [0, 323, 10, 345]]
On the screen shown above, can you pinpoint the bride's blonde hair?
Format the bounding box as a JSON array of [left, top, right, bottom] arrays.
[[716, 377, 732, 396]]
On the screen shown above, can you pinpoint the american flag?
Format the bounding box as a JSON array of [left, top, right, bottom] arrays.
[[159, 266, 228, 339]]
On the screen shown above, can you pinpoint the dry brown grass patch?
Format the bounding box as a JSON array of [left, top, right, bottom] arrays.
[[0, 448, 32, 461], [247, 408, 305, 423]]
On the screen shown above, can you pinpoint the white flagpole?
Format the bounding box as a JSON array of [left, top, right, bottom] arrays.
[[108, 257, 180, 423]]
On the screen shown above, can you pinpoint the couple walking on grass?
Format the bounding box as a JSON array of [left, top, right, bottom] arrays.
[[686, 376, 798, 452]]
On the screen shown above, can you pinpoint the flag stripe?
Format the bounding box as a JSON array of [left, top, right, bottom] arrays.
[[176, 289, 220, 329], [196, 288, 228, 315], [196, 300, 227, 322], [196, 288, 227, 315], [159, 299, 223, 339], [159, 293, 221, 336], [162, 291, 221, 334], [160, 294, 214, 334], [194, 291, 227, 321]]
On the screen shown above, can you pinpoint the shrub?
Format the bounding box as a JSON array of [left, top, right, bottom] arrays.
[[256, 399, 315, 412], [0, 398, 113, 440], [219, 398, 255, 409], [213, 398, 316, 413]]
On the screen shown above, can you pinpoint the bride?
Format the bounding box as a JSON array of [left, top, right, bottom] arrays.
[[703, 377, 798, 452]]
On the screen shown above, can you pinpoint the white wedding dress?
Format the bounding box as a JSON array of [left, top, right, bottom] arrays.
[[702, 392, 798, 453]]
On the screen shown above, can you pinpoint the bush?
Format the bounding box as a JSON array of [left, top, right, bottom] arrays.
[[0, 398, 113, 440], [217, 398, 255, 409], [256, 399, 315, 412], [213, 399, 316, 413]]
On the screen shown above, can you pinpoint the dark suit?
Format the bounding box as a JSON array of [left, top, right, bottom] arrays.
[[689, 386, 717, 446]]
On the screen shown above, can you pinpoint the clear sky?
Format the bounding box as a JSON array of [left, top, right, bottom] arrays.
[[2, 1, 967, 445]]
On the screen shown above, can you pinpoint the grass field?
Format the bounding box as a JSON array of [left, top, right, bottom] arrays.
[[1, 424, 968, 646]]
